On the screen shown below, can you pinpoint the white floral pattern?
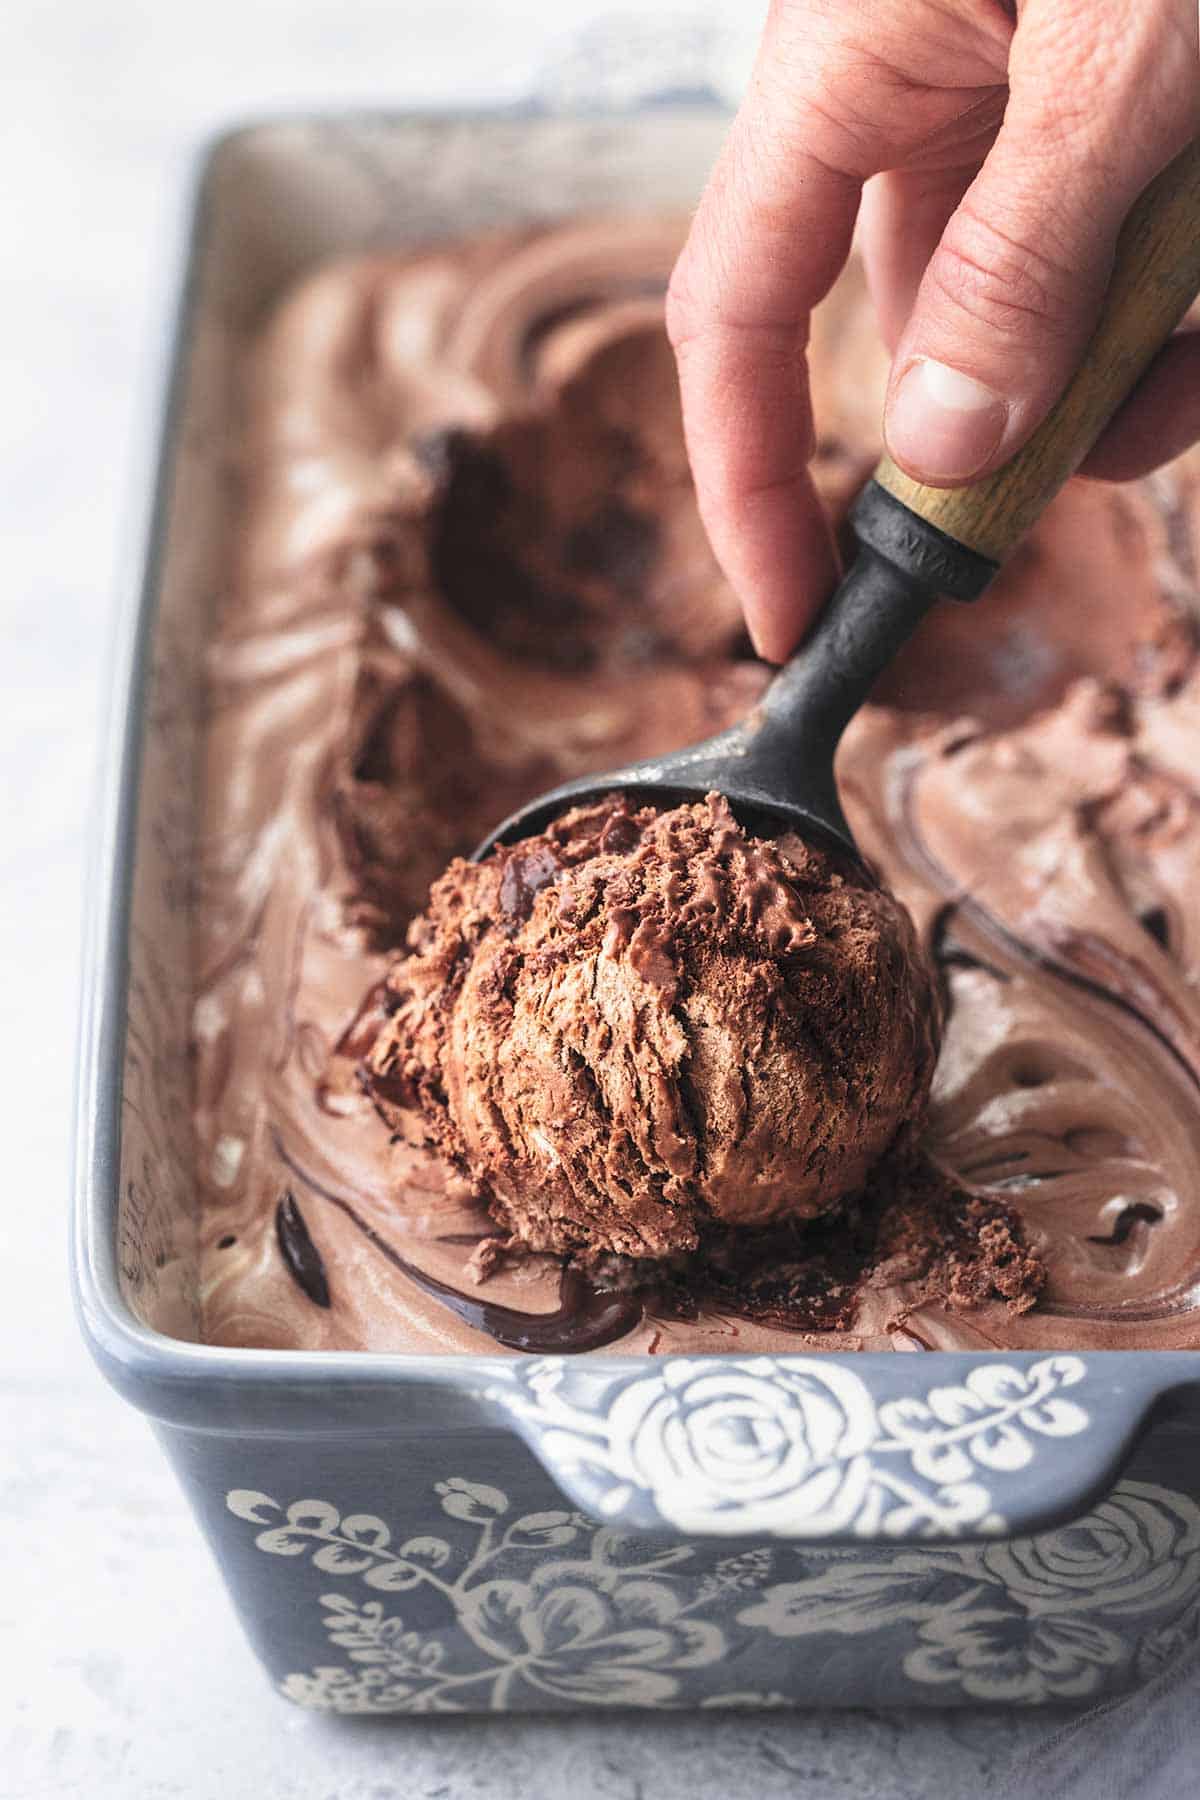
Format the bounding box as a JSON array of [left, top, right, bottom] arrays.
[[739, 1480, 1200, 1705], [979, 1486, 1200, 1615], [599, 1358, 876, 1536], [228, 1476, 1200, 1712], [902, 1605, 1126, 1704], [229, 1481, 715, 1710], [485, 1354, 1093, 1538]]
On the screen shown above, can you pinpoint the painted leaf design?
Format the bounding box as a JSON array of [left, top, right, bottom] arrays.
[[313, 1543, 377, 1574], [1029, 1355, 1086, 1389], [739, 1564, 947, 1635], [399, 1536, 452, 1566], [362, 1561, 424, 1592], [436, 1479, 509, 1521], [968, 1423, 1034, 1472], [591, 1529, 694, 1572], [883, 1483, 993, 1538], [1018, 1399, 1091, 1437], [378, 1620, 416, 1646], [673, 1619, 727, 1666], [925, 1385, 989, 1428], [877, 1397, 934, 1439], [463, 1580, 539, 1663], [509, 1511, 579, 1545], [256, 1526, 316, 1556], [911, 1439, 974, 1485], [286, 1500, 341, 1532], [340, 1514, 392, 1549], [226, 1490, 279, 1523], [965, 1365, 1033, 1407]]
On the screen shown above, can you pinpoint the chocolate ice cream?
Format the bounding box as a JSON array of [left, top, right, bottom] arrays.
[[191, 216, 1200, 1355], [364, 794, 939, 1260]]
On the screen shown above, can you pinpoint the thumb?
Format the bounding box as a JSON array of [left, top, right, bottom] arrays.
[[883, 7, 1198, 487]]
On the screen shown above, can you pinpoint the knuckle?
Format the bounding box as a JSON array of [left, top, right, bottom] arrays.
[[665, 203, 731, 351], [927, 207, 1078, 342], [1011, 5, 1197, 174], [664, 257, 707, 353]]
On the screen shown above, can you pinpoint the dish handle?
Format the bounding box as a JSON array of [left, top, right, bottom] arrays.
[[481, 1351, 1195, 1542]]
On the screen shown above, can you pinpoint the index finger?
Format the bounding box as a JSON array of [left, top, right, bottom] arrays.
[[666, 104, 864, 660]]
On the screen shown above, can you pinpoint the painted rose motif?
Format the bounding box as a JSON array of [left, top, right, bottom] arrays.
[[589, 1357, 878, 1536], [488, 1353, 1093, 1538], [460, 1564, 723, 1704], [980, 1482, 1200, 1617]]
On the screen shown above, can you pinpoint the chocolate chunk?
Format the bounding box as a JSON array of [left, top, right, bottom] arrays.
[[275, 1191, 332, 1308], [498, 842, 561, 926], [599, 811, 641, 856]]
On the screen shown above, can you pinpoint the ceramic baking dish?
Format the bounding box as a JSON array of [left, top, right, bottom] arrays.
[[74, 112, 1200, 1714]]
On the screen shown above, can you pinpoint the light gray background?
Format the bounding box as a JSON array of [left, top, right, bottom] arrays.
[[3, 4, 1073, 1794]]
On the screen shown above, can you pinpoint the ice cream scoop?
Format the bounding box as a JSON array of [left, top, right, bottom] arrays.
[[479, 140, 1200, 868]]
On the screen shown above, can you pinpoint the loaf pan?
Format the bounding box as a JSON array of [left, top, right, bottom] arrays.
[[73, 112, 1200, 1713]]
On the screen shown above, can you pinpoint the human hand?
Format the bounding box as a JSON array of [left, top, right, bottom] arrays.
[[667, 0, 1200, 661]]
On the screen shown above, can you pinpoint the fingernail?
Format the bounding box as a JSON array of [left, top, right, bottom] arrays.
[[886, 358, 1007, 482]]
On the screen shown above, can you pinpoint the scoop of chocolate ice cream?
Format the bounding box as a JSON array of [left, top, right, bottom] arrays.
[[362, 793, 940, 1260]]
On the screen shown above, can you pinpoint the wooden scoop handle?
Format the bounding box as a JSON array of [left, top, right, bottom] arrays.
[[872, 136, 1200, 565]]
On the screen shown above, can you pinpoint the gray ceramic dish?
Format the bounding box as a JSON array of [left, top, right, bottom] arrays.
[[73, 113, 1200, 1715]]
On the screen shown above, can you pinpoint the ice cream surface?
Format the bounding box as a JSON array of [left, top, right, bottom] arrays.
[[364, 793, 939, 1260], [193, 215, 1200, 1355]]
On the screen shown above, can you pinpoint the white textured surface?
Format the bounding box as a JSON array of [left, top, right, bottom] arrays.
[[2, 2, 1069, 1792]]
